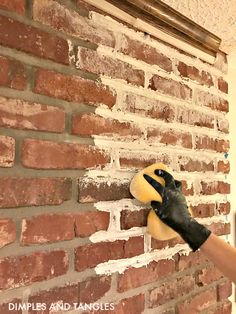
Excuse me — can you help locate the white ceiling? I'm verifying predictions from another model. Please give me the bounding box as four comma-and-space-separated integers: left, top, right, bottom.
162, 0, 236, 55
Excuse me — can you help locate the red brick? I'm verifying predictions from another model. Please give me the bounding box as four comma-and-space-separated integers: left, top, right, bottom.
119, 153, 171, 170
0, 218, 16, 248
151, 236, 184, 250
120, 35, 172, 72
176, 107, 215, 129
148, 274, 194, 308
78, 178, 132, 203
181, 180, 194, 196
149, 75, 192, 100
195, 136, 230, 153
125, 93, 175, 122
209, 300, 232, 314
22, 139, 110, 169
21, 214, 75, 245
77, 47, 144, 86
216, 202, 230, 215
0, 0, 25, 15
207, 222, 230, 236
75, 211, 110, 237
218, 77, 228, 94
86, 294, 145, 314
191, 203, 215, 218
34, 69, 116, 107
120, 208, 149, 229
0, 299, 22, 314
33, 0, 115, 47
0, 55, 26, 90
147, 128, 192, 149
178, 61, 213, 87
117, 259, 175, 292
197, 266, 224, 286
0, 177, 71, 208
177, 289, 217, 313
0, 16, 69, 64
217, 160, 230, 173
0, 135, 15, 167
177, 251, 209, 271
196, 90, 229, 112
79, 275, 111, 303
75, 236, 144, 271
217, 280, 232, 300
200, 181, 230, 195
0, 250, 68, 290
72, 112, 142, 138
178, 156, 214, 172
0, 96, 65, 133
29, 284, 78, 314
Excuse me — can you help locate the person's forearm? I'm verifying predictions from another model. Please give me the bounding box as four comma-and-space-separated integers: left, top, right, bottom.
200, 233, 236, 284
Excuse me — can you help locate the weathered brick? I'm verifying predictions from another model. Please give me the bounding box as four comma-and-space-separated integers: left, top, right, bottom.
191, 203, 215, 218
200, 181, 230, 195
0, 0, 25, 15
151, 236, 184, 250
0, 96, 65, 132
72, 112, 143, 138
0, 177, 71, 208
77, 47, 145, 86
207, 222, 230, 236
78, 178, 132, 203
217, 280, 232, 300
85, 294, 145, 314
196, 266, 224, 286
21, 214, 75, 245
120, 208, 149, 229
79, 275, 111, 303
147, 128, 192, 149
217, 160, 230, 173
177, 289, 217, 313
0, 55, 26, 90
0, 16, 69, 64
119, 35, 172, 72
34, 69, 116, 107
148, 275, 194, 308
178, 61, 213, 86
22, 139, 110, 169
0, 218, 16, 248
176, 107, 215, 129
178, 156, 214, 172
196, 90, 229, 112
74, 211, 110, 237
117, 259, 175, 292
125, 93, 175, 122
29, 284, 78, 314
119, 153, 171, 170
216, 117, 229, 133
216, 202, 230, 215
209, 300, 232, 314
0, 250, 68, 290
218, 77, 228, 94
149, 75, 192, 100
0, 135, 15, 167
195, 136, 229, 153
75, 236, 144, 271
0, 299, 22, 314
33, 0, 115, 47
181, 180, 194, 196
177, 251, 209, 271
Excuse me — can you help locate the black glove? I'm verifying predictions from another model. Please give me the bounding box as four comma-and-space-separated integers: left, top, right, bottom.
143, 169, 211, 251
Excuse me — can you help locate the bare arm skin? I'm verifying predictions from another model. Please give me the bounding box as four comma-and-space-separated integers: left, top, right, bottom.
200, 233, 236, 284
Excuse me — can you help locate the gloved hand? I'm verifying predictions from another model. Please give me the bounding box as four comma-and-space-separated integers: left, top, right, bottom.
143, 169, 211, 251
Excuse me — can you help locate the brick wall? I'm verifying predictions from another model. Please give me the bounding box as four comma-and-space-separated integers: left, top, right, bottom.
0, 0, 232, 313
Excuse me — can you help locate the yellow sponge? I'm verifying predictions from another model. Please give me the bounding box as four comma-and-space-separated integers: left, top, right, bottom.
130, 163, 191, 241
